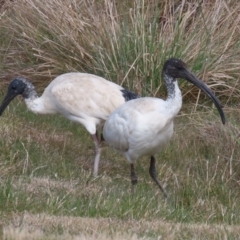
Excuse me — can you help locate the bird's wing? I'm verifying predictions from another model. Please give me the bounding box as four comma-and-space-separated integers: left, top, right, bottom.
103, 108, 131, 152
103, 97, 169, 152
45, 73, 125, 120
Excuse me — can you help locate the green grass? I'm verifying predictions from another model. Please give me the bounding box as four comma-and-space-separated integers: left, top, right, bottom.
0, 98, 240, 239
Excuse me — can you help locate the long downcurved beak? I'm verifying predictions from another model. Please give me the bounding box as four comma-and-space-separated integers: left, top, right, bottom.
0, 91, 18, 116
185, 70, 225, 124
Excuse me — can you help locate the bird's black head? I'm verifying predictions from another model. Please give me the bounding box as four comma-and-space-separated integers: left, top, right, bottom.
0, 77, 27, 116
162, 58, 226, 125
162, 58, 189, 79
8, 78, 27, 96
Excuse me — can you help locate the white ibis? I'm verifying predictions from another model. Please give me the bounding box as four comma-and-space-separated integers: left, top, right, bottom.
0, 73, 139, 177
103, 58, 225, 197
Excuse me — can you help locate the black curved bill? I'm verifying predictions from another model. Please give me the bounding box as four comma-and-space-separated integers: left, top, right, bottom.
184, 70, 225, 124
0, 91, 18, 116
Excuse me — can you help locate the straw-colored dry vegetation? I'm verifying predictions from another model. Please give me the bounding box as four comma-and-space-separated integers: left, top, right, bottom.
1, 0, 240, 239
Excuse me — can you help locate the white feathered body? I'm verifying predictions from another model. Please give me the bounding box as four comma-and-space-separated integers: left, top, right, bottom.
103, 82, 182, 163
25, 73, 126, 134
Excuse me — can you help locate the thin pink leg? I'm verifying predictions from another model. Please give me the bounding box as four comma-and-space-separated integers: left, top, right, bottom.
91, 132, 101, 177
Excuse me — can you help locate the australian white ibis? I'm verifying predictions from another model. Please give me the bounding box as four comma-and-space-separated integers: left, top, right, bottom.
103, 58, 225, 197
0, 73, 139, 176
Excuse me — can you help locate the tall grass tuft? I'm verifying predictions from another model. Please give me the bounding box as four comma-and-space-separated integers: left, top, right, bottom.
0, 0, 240, 102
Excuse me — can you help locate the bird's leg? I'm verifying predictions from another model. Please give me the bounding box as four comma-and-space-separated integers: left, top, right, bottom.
149, 156, 168, 198
91, 132, 101, 177
130, 164, 138, 194
100, 132, 105, 142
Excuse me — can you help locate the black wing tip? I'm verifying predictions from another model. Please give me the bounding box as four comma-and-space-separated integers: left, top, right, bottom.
121, 89, 140, 101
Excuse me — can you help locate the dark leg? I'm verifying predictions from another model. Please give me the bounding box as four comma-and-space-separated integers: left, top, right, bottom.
130, 164, 138, 193
149, 156, 168, 198
91, 132, 101, 177
100, 132, 105, 142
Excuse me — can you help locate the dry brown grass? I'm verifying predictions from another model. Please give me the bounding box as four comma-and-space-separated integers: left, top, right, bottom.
0, 0, 240, 102
2, 212, 240, 239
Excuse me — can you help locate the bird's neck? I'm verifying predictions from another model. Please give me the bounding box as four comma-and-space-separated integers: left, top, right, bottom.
21, 80, 43, 114
21, 79, 38, 100
164, 75, 182, 115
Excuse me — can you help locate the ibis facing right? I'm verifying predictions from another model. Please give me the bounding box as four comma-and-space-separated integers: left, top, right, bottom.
103, 58, 225, 198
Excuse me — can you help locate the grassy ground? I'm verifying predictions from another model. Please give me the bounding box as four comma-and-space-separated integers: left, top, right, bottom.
1, 0, 240, 239
0, 99, 240, 239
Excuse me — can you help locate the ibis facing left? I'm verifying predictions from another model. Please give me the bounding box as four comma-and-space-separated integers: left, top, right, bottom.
0, 73, 139, 176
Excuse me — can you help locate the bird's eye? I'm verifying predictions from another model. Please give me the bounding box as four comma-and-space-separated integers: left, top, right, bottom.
177, 66, 183, 70
12, 85, 17, 90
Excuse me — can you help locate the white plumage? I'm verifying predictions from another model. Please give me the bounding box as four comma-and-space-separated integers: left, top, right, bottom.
104, 97, 177, 159
103, 58, 225, 197
0, 72, 138, 176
